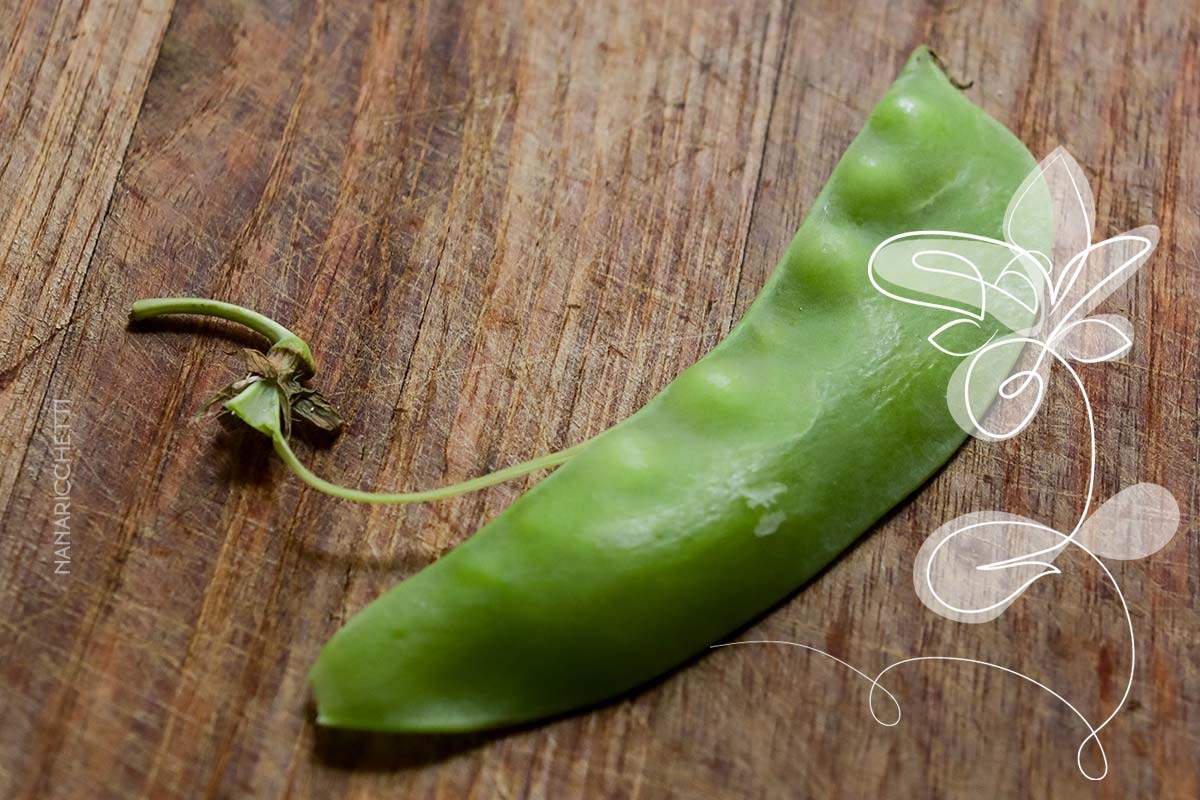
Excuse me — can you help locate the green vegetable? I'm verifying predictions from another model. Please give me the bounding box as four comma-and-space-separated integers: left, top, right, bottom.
131, 47, 1039, 734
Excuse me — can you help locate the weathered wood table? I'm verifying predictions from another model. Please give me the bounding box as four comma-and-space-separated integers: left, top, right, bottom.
2, 1, 1197, 797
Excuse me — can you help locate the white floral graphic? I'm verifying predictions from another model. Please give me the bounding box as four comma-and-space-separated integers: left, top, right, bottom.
718, 149, 1179, 781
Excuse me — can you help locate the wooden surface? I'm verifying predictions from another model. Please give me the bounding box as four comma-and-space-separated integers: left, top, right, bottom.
1, 0, 1197, 797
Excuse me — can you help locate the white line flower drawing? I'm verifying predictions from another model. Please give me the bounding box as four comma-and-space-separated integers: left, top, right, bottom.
864, 146, 1179, 779
869, 146, 1175, 616
717, 149, 1179, 781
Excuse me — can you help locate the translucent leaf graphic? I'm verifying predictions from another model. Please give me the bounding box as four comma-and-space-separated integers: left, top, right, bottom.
1004, 147, 1095, 300
1052, 315, 1133, 363
1044, 227, 1158, 334
1075, 483, 1180, 560
868, 234, 1043, 331
915, 485, 1180, 624
914, 511, 1061, 623
993, 266, 1041, 317
946, 334, 1049, 441
927, 318, 992, 357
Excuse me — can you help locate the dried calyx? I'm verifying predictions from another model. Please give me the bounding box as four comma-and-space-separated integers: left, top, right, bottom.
206, 345, 343, 439
129, 297, 342, 442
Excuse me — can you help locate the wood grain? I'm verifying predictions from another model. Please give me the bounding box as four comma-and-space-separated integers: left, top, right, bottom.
1, 0, 1197, 797
0, 0, 174, 518
0, 0, 176, 790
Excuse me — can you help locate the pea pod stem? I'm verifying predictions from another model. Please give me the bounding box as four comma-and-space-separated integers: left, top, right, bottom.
130, 296, 583, 502
272, 432, 586, 505
131, 297, 316, 374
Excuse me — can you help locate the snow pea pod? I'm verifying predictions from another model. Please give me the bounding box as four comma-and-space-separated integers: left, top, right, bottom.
306, 47, 1040, 733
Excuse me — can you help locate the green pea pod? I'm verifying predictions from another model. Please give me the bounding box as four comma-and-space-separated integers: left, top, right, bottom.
309, 47, 1038, 733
